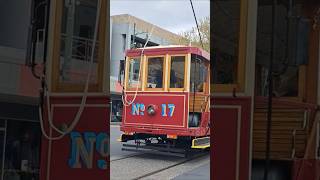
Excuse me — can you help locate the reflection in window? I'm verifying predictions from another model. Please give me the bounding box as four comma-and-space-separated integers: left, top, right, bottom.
4, 121, 40, 180
190, 56, 208, 92
111, 100, 123, 122
170, 56, 185, 88
59, 0, 99, 84
147, 57, 164, 88
255, 1, 307, 97
128, 58, 141, 88
212, 0, 240, 84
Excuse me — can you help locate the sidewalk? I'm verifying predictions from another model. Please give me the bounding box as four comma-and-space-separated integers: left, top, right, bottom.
173, 162, 210, 180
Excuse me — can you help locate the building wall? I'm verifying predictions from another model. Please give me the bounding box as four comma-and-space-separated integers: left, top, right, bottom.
110, 14, 183, 94
0, 0, 32, 50
0, 0, 39, 102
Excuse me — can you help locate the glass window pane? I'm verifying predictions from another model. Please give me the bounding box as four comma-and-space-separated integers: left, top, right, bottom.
59, 0, 99, 85
212, 0, 240, 84
4, 121, 40, 180
255, 1, 303, 97
127, 58, 141, 88
170, 56, 185, 88
147, 57, 164, 88
190, 57, 208, 92
111, 100, 123, 122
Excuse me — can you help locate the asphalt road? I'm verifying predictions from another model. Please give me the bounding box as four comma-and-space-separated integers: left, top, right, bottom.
110, 125, 210, 180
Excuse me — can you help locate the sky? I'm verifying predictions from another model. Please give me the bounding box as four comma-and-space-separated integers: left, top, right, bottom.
110, 0, 210, 34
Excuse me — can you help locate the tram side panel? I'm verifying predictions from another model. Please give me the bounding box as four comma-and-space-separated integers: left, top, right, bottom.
210, 97, 252, 180
121, 92, 194, 136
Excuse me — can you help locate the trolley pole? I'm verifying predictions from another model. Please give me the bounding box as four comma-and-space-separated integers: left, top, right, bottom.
264, 0, 277, 179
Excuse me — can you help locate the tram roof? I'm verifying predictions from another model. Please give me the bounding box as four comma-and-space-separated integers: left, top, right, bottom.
125, 45, 210, 61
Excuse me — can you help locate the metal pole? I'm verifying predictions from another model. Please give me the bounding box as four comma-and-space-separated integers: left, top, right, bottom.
264, 0, 277, 179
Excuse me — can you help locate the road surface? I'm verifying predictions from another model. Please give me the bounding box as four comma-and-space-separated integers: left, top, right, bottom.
110, 125, 210, 180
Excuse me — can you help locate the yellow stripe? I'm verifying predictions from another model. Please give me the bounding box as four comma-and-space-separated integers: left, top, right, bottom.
117, 134, 124, 142
191, 144, 210, 149
191, 137, 210, 149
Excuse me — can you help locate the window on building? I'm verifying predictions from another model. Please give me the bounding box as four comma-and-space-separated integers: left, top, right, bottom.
170, 56, 185, 89
147, 57, 164, 89
212, 0, 241, 85
190, 56, 208, 93
111, 100, 123, 122
3, 120, 40, 180
122, 34, 126, 52
127, 57, 141, 88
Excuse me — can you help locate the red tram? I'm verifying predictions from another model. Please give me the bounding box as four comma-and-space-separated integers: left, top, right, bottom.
118, 45, 210, 156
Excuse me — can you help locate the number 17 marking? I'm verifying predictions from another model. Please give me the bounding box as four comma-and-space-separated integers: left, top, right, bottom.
161, 104, 175, 117
168, 104, 175, 117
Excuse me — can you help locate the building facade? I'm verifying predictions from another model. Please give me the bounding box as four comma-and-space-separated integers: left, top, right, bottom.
0, 0, 41, 179
110, 14, 184, 122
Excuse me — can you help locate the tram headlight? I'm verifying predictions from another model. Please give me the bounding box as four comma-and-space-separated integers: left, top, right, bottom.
147, 105, 157, 116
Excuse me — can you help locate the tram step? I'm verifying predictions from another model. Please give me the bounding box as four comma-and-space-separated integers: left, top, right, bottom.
191, 137, 210, 149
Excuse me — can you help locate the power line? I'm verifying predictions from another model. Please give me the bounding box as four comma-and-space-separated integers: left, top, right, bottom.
189, 0, 204, 49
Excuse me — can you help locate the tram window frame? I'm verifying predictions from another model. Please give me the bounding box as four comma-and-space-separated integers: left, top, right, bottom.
51, 0, 107, 92
168, 55, 188, 91
125, 56, 143, 91
145, 55, 166, 91
254, 1, 309, 101
211, 0, 247, 93
190, 56, 210, 94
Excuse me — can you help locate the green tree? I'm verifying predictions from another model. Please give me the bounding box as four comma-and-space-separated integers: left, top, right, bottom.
178, 16, 210, 52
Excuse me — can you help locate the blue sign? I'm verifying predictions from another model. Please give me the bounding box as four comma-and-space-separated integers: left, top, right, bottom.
68, 132, 109, 170
131, 103, 175, 117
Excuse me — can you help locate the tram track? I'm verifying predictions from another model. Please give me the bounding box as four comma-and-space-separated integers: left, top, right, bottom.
132, 152, 208, 180
110, 150, 209, 180
110, 153, 145, 162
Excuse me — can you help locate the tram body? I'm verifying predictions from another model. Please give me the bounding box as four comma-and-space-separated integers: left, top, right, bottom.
119, 46, 210, 152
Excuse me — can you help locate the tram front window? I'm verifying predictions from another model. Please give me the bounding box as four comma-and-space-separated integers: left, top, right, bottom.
128, 58, 141, 88
190, 57, 208, 92
170, 56, 185, 88
147, 57, 164, 89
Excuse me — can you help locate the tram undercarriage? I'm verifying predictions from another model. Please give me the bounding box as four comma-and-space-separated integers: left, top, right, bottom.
119, 133, 210, 157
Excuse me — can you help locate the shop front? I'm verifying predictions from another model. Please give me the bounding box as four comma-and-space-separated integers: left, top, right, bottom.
0, 102, 40, 180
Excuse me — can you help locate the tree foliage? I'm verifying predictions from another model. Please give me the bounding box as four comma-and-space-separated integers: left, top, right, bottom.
178, 16, 210, 52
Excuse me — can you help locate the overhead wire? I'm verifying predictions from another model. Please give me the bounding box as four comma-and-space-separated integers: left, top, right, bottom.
189, 0, 204, 49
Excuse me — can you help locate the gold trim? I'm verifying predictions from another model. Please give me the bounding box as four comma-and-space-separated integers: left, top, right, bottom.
211, 0, 248, 93
123, 94, 186, 128
168, 54, 188, 91
51, 1, 106, 92
144, 55, 166, 91
125, 56, 143, 91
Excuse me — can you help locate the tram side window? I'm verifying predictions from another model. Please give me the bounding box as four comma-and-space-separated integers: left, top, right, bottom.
212, 0, 240, 85
190, 56, 208, 92
255, 1, 308, 97
128, 58, 141, 88
170, 56, 185, 88
147, 57, 164, 88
